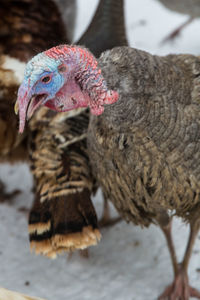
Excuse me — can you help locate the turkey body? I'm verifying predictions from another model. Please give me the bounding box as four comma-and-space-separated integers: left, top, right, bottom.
88, 46, 200, 225
17, 41, 200, 297
87, 47, 200, 298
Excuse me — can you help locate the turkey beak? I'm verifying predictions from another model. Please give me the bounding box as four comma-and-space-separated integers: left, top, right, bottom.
16, 82, 34, 134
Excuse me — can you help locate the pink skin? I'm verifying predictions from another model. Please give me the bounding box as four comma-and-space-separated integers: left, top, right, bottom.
45, 79, 90, 112
16, 45, 119, 133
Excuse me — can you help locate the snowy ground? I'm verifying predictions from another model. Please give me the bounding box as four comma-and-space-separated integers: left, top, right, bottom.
1, 0, 200, 299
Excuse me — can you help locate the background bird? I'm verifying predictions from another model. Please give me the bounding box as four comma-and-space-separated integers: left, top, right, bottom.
17, 43, 200, 299
157, 0, 200, 43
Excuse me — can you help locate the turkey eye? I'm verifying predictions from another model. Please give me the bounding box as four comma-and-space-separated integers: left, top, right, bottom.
41, 76, 51, 83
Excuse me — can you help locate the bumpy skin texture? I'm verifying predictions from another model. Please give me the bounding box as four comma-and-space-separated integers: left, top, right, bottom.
17, 45, 118, 133
88, 47, 200, 225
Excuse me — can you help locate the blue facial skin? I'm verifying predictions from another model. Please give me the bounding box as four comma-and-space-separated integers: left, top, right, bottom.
22, 53, 65, 103
33, 70, 65, 102
19, 49, 79, 107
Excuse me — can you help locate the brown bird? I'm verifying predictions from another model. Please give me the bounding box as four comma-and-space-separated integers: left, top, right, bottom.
158, 0, 200, 43
28, 0, 128, 257
17, 44, 200, 299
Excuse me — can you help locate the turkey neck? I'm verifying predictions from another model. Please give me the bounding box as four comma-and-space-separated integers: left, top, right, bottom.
77, 0, 127, 57
95, 47, 198, 134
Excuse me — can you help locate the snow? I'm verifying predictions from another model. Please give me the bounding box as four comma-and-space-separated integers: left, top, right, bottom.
1, 0, 200, 299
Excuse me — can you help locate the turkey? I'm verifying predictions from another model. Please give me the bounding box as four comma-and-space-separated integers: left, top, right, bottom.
157, 0, 200, 43
27, 0, 128, 257
17, 44, 200, 299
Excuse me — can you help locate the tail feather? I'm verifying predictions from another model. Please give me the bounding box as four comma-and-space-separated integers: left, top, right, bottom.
28, 108, 101, 258
29, 189, 101, 258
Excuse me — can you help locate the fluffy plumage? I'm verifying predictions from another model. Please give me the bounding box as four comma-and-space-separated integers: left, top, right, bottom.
28, 107, 101, 257
17, 45, 200, 299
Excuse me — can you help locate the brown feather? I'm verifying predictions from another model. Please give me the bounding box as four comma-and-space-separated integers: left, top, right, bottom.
28, 108, 101, 256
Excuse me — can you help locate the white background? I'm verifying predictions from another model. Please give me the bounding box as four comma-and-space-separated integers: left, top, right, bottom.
1, 0, 200, 299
